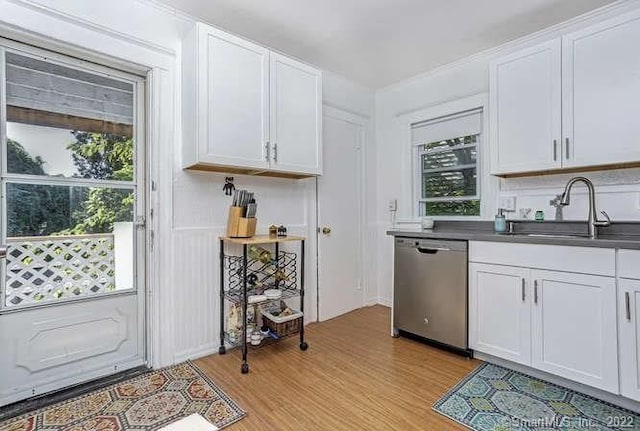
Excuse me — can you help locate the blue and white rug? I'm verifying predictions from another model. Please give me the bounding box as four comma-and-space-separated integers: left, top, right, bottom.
433, 363, 640, 431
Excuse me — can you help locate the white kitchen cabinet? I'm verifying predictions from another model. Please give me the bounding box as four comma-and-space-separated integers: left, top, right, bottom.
619, 278, 640, 402
269, 53, 322, 175
182, 23, 322, 178
490, 40, 562, 175
469, 263, 531, 365
531, 270, 618, 393
562, 12, 640, 168
490, 10, 640, 175
183, 24, 270, 171
469, 241, 620, 394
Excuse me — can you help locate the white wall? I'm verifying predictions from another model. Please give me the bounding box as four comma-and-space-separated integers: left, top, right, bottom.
0, 0, 374, 365
373, 0, 640, 305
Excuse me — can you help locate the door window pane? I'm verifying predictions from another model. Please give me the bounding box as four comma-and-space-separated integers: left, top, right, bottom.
4, 184, 134, 307
5, 52, 134, 181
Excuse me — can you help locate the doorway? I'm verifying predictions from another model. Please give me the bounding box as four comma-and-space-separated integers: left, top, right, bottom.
0, 43, 147, 406
317, 106, 367, 321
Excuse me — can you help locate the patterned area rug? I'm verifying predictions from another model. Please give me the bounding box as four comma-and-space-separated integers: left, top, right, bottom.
433, 363, 640, 431
0, 361, 245, 431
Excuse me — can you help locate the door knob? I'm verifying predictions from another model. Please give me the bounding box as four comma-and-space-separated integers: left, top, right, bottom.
321, 227, 331, 235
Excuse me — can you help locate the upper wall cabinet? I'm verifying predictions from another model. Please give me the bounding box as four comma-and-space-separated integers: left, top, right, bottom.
490, 40, 562, 174
490, 11, 640, 175
182, 23, 322, 178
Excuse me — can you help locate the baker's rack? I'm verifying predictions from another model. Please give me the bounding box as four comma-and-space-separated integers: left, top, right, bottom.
218, 235, 307, 374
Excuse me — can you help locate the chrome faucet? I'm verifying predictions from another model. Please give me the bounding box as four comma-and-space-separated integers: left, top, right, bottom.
559, 176, 611, 239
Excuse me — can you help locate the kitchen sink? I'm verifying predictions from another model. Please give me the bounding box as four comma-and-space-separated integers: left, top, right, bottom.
510, 233, 589, 239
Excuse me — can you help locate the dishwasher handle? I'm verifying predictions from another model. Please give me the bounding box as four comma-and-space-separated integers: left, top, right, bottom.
416, 247, 450, 254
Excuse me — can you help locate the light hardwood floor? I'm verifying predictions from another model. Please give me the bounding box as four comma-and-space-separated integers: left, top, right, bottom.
195, 305, 479, 430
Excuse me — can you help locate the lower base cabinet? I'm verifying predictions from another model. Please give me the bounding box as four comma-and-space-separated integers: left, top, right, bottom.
469, 263, 531, 365
470, 260, 619, 394
620, 279, 640, 402
531, 270, 618, 393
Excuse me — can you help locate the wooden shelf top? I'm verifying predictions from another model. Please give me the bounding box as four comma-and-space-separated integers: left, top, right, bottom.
220, 235, 306, 245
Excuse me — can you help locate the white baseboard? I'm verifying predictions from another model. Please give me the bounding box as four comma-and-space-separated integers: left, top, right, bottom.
174, 344, 218, 363
376, 297, 392, 307
475, 352, 640, 414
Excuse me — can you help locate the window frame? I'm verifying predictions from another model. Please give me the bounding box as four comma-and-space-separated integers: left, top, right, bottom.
406, 94, 492, 221
414, 132, 481, 217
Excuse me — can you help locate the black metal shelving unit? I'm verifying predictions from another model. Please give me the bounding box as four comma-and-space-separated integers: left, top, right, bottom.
218, 235, 307, 374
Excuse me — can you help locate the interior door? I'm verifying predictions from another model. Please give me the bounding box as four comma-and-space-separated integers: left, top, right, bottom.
490, 39, 562, 174
269, 53, 322, 175
0, 46, 146, 406
531, 270, 618, 393
317, 107, 364, 321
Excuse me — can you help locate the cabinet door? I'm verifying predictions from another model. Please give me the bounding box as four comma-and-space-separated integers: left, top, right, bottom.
490, 39, 562, 175
620, 279, 640, 402
270, 53, 322, 175
199, 27, 270, 169
469, 263, 531, 365
531, 270, 618, 393
562, 12, 640, 168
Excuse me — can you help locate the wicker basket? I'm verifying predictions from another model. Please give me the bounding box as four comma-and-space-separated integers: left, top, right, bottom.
261, 308, 303, 337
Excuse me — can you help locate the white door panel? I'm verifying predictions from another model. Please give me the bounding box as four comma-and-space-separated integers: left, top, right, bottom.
531, 270, 618, 393
0, 295, 143, 405
318, 110, 364, 321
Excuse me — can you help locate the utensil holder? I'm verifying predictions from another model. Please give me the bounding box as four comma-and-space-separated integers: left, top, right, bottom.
226, 206, 257, 238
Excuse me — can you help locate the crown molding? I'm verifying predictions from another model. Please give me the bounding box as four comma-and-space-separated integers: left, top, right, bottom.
3, 0, 177, 58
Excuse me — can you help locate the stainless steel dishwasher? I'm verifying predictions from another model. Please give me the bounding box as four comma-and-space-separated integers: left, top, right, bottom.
393, 237, 469, 355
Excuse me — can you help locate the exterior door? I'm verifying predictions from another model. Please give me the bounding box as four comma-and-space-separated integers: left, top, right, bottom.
490, 39, 562, 174
0, 45, 146, 406
317, 107, 364, 321
531, 270, 618, 393
469, 263, 531, 365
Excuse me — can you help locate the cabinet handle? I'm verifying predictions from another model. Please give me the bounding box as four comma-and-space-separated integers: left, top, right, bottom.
272, 143, 278, 163
534, 280, 539, 304
264, 141, 270, 162
553, 140, 557, 161
565, 138, 570, 159
627, 292, 632, 321
521, 278, 526, 302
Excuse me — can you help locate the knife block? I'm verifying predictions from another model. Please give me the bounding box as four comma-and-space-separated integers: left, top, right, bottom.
226, 206, 257, 238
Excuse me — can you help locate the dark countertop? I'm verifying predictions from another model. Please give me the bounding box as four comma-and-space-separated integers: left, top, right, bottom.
386, 221, 640, 250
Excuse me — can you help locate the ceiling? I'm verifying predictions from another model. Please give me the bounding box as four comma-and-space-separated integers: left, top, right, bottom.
157, 0, 615, 88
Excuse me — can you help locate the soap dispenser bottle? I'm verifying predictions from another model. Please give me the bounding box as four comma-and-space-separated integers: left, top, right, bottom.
494, 208, 507, 233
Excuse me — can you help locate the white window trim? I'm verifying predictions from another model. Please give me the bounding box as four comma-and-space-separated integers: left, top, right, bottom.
397, 93, 497, 222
